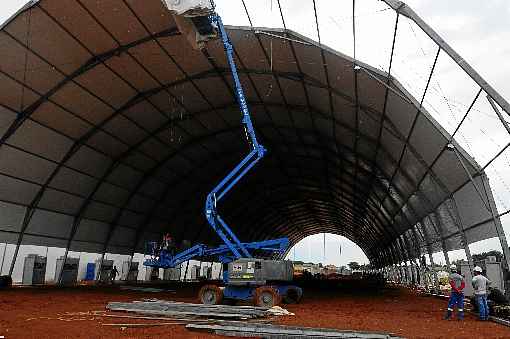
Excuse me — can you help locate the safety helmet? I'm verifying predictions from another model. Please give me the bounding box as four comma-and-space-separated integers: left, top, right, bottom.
474, 266, 483, 273
450, 264, 457, 270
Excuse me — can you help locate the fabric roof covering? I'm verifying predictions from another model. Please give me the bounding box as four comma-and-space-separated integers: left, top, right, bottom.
0, 0, 504, 267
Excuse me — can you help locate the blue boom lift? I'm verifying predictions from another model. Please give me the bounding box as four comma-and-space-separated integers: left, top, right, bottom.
144, 4, 302, 307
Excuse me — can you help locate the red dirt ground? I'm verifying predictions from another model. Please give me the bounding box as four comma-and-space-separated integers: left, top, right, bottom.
0, 284, 509, 338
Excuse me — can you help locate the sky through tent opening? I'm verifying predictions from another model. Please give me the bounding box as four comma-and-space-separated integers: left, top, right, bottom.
285, 233, 369, 267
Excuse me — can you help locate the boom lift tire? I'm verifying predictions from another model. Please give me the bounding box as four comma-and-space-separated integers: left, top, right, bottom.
282, 286, 303, 304
0, 275, 12, 289
253, 286, 281, 308
199, 284, 223, 305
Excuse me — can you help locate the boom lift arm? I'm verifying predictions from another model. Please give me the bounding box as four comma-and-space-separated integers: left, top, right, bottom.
204, 14, 269, 260
144, 8, 289, 273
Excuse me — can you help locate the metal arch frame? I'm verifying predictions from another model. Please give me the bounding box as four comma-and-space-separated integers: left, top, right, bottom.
127, 133, 414, 255
228, 198, 379, 248
218, 174, 395, 240
119, 61, 438, 255
0, 18, 178, 173
2, 0, 508, 269
208, 188, 386, 252
380, 0, 510, 269
127, 141, 398, 252
131, 123, 438, 260
104, 0, 307, 259
130, 141, 397, 251
226, 188, 390, 249
382, 0, 510, 117
3, 0, 244, 278
275, 0, 332, 236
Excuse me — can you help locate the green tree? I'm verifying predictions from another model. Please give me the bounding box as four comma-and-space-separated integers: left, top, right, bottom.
348, 261, 361, 270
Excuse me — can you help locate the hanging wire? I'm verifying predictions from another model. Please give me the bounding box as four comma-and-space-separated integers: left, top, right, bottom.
352, 0, 357, 62
19, 7, 32, 116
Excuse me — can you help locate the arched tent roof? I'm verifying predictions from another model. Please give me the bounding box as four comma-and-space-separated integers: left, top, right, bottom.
0, 0, 507, 268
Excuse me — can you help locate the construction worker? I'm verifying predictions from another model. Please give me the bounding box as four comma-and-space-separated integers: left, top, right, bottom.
162, 233, 176, 256
444, 264, 465, 320
110, 266, 119, 284
472, 266, 491, 320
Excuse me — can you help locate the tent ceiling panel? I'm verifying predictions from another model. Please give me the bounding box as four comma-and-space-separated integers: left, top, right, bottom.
0, 72, 40, 110
0, 201, 25, 233
38, 0, 117, 55
4, 7, 90, 75
0, 32, 65, 93
37, 189, 84, 215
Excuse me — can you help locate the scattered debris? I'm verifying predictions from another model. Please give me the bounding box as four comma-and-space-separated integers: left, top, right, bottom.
267, 306, 295, 316
106, 300, 291, 320
186, 323, 404, 338
119, 286, 175, 293
102, 322, 187, 327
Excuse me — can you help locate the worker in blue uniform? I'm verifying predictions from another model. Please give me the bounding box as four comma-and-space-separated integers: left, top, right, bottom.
444, 264, 465, 320
472, 266, 491, 320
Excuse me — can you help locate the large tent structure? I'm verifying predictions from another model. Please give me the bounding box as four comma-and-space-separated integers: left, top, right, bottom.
0, 0, 510, 276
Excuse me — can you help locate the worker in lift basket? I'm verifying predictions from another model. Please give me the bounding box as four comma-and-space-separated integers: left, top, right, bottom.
162, 233, 176, 256
444, 264, 465, 320
472, 266, 491, 321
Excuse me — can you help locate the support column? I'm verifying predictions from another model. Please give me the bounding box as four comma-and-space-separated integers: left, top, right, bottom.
480, 173, 510, 270
448, 197, 474, 270
0, 243, 7, 275
430, 213, 451, 267
420, 221, 440, 291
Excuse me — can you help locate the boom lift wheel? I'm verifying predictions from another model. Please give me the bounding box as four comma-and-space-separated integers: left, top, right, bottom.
253, 286, 281, 308
282, 286, 303, 304
0, 275, 12, 289
199, 284, 223, 305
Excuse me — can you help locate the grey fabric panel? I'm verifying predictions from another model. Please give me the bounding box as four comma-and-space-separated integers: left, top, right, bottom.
453, 178, 493, 229
67, 146, 113, 178
93, 182, 131, 207
108, 226, 137, 248
0, 174, 39, 205
73, 219, 109, 244
0, 230, 21, 244
49, 166, 98, 197
83, 202, 119, 223
21, 234, 67, 248
0, 201, 26, 233
0, 145, 57, 184
70, 240, 104, 253
25, 209, 73, 239
118, 210, 146, 229
37, 189, 84, 215
8, 119, 72, 162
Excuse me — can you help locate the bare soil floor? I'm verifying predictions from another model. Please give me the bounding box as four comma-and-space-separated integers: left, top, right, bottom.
0, 283, 509, 339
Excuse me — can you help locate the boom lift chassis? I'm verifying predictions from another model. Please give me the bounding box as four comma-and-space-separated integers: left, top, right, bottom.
145, 7, 302, 307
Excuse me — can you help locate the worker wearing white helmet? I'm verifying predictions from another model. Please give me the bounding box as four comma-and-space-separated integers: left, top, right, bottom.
472, 266, 491, 321
444, 264, 465, 320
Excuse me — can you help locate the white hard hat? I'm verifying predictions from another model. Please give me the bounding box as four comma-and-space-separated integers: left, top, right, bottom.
450, 264, 457, 270
474, 266, 483, 273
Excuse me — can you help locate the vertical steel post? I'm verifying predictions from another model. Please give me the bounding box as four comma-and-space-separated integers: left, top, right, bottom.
487, 96, 510, 134
421, 223, 440, 291
183, 260, 190, 282
428, 214, 451, 267
448, 197, 474, 270
0, 243, 7, 275
480, 174, 510, 270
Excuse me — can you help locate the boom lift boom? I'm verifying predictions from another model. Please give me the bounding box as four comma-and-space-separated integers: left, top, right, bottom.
145, 2, 302, 307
